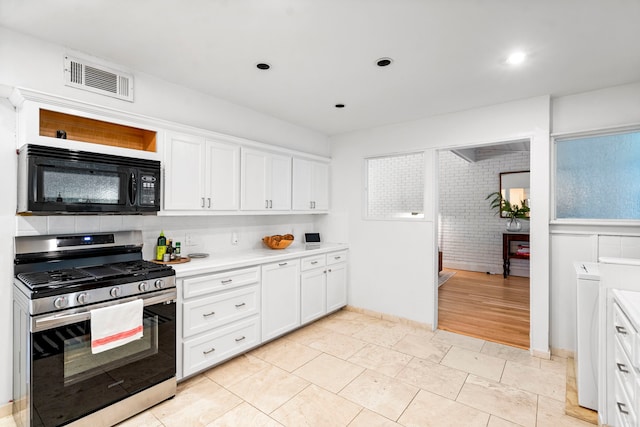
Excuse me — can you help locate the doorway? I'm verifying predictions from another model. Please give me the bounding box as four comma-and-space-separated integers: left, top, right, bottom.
435, 141, 531, 349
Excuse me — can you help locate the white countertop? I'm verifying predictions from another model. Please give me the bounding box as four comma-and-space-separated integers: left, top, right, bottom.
613, 289, 640, 330
163, 243, 349, 277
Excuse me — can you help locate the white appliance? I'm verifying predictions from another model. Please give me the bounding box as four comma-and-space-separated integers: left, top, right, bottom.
574, 261, 600, 411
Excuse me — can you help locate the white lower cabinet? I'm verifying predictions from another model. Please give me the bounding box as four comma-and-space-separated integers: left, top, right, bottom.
177, 248, 348, 379
179, 266, 261, 378
183, 316, 260, 377
301, 255, 327, 324
607, 290, 640, 427
262, 259, 300, 341
326, 250, 348, 312
300, 250, 348, 324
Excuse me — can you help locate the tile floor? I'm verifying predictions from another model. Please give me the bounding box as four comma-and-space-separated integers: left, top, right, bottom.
0, 309, 593, 427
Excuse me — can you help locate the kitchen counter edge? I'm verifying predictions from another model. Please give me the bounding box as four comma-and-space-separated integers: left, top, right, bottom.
166, 243, 349, 277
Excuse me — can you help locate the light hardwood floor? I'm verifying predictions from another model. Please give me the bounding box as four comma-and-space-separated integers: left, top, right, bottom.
438, 269, 530, 349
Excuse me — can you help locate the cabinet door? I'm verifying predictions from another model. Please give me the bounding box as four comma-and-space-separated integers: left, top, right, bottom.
206, 140, 240, 210
301, 268, 327, 324
164, 132, 205, 210
311, 161, 329, 210
292, 158, 313, 210
241, 148, 269, 210
326, 262, 347, 312
269, 153, 292, 210
261, 260, 300, 341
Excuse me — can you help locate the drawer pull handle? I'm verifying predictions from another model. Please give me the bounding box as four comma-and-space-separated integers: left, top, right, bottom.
617, 402, 629, 415
203, 348, 216, 355
615, 325, 628, 335
334, 256, 341, 260
221, 279, 233, 284
203, 311, 216, 317
235, 302, 246, 308
235, 336, 246, 342
201, 197, 205, 208
311, 261, 318, 265
617, 363, 629, 373
328, 269, 332, 273
279, 262, 288, 267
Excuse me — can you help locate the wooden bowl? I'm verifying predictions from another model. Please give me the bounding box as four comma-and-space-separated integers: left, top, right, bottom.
262, 234, 294, 249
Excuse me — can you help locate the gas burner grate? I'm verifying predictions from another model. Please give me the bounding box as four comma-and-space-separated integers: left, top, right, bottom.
18, 269, 93, 287
111, 260, 171, 274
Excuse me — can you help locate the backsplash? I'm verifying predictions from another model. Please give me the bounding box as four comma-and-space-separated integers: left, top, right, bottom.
16, 214, 322, 261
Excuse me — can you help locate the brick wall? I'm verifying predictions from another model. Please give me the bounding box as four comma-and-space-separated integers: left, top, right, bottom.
438, 149, 530, 276
368, 152, 424, 218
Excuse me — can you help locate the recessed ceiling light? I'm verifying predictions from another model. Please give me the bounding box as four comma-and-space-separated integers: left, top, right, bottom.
256, 63, 271, 70
335, 104, 345, 108
376, 57, 393, 67
506, 51, 526, 65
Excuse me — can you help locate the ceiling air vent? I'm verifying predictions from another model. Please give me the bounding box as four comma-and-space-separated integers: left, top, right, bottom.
64, 55, 134, 102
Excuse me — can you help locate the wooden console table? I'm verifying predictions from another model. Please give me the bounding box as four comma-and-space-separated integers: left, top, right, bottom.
503, 233, 529, 278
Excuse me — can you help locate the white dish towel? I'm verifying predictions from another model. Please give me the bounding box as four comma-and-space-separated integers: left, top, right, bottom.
91, 299, 144, 354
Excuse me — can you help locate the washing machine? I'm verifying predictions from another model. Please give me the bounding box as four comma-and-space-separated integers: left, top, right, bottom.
574, 261, 600, 411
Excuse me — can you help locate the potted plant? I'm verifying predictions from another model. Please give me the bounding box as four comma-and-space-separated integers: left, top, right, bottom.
486, 191, 530, 231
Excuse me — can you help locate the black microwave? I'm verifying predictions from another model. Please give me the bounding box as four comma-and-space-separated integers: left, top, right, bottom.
18, 144, 161, 214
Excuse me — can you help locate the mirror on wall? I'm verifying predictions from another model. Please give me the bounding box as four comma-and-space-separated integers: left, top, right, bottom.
500, 171, 530, 218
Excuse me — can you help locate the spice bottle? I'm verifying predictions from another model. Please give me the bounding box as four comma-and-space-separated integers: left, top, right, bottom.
175, 242, 181, 257
156, 231, 167, 261
167, 239, 174, 261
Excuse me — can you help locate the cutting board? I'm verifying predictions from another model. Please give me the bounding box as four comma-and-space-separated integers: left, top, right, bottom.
150, 256, 190, 265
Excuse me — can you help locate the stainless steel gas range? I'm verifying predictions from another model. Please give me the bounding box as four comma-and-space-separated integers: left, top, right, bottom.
12, 231, 177, 427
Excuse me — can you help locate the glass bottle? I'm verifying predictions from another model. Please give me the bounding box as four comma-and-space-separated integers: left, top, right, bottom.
156, 231, 167, 261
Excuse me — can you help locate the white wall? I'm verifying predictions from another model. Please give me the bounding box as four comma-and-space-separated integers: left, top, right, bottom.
0, 98, 17, 411
439, 149, 530, 276
0, 26, 329, 156
328, 96, 550, 356
0, 27, 330, 407
547, 81, 640, 353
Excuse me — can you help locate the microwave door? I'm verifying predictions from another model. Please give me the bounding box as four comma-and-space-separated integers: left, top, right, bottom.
35, 164, 128, 212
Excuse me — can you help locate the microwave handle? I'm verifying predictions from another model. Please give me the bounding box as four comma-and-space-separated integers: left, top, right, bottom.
128, 172, 137, 205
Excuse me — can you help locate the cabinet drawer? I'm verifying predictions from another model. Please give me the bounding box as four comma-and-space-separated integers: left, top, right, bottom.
182, 266, 260, 299
614, 373, 637, 427
183, 285, 260, 338
327, 250, 348, 265
301, 254, 326, 271
182, 315, 260, 377
327, 250, 349, 265
614, 335, 636, 405
614, 302, 637, 360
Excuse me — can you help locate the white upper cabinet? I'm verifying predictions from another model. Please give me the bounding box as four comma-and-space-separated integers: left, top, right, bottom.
164, 132, 239, 211
292, 158, 329, 211
206, 140, 240, 210
241, 148, 292, 211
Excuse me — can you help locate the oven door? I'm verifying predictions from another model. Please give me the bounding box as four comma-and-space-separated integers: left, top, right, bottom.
29, 290, 176, 427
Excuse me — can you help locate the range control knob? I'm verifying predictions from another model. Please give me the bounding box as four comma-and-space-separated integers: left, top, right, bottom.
77, 293, 89, 304
110, 287, 122, 298
53, 296, 68, 309
138, 282, 149, 292
154, 279, 165, 289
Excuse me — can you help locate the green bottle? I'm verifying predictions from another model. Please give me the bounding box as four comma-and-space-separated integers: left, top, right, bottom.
156, 231, 167, 261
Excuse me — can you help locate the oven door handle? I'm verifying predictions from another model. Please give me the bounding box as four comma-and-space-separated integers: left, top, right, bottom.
32, 290, 176, 332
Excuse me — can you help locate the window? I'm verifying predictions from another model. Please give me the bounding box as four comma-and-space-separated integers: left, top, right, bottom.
555, 129, 640, 220
365, 152, 424, 219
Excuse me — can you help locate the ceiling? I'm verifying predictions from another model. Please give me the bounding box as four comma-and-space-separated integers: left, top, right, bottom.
1, 0, 639, 136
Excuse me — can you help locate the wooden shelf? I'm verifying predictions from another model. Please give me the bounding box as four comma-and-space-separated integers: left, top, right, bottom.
39, 109, 156, 152
502, 233, 529, 278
